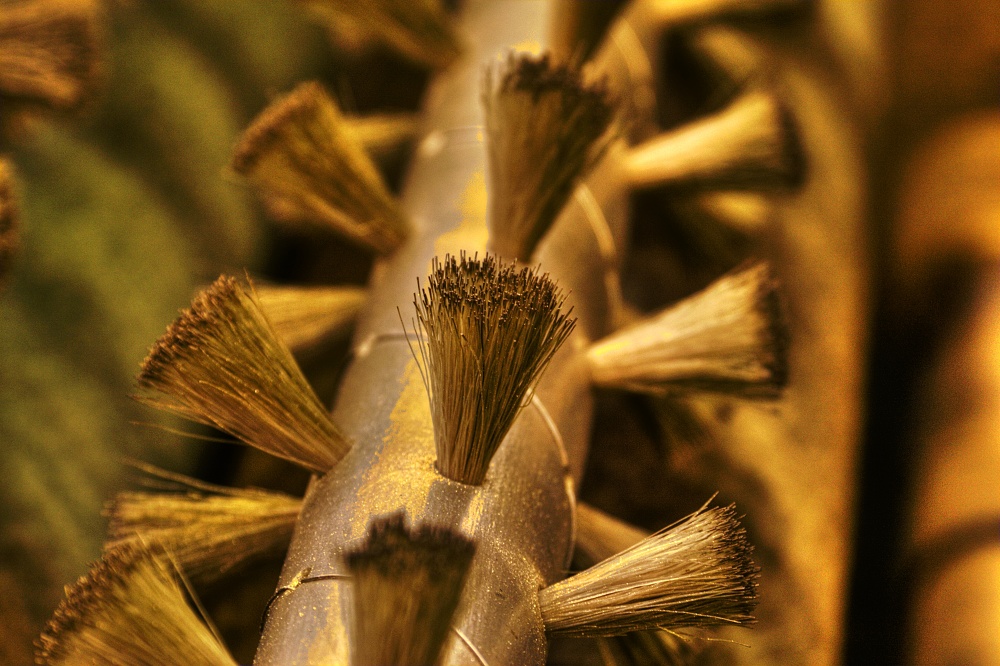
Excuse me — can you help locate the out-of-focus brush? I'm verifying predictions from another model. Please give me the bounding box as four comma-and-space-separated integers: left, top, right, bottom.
346, 512, 476, 666
0, 157, 18, 285
254, 283, 366, 355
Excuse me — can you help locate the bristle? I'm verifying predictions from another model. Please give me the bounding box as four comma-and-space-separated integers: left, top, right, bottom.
539, 504, 759, 637
36, 544, 236, 665
346, 112, 420, 162
0, 0, 103, 112
231, 82, 409, 254
484, 52, 615, 261
587, 262, 788, 397
682, 190, 774, 233
625, 89, 804, 190
345, 512, 476, 666
296, 0, 461, 69
136, 275, 351, 473
409, 253, 577, 485
0, 157, 19, 284
255, 283, 366, 354
649, 0, 804, 24
104, 466, 302, 583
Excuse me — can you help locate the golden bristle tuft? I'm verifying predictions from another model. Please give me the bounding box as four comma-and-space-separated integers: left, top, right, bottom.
346, 112, 420, 162
0, 0, 103, 113
484, 52, 615, 261
587, 261, 788, 398
0, 157, 19, 284
626, 89, 804, 190
137, 274, 351, 473
254, 283, 366, 354
540, 504, 759, 637
104, 464, 302, 584
408, 253, 577, 485
295, 0, 461, 69
36, 543, 236, 666
648, 0, 805, 25
345, 512, 475, 666
231, 82, 409, 254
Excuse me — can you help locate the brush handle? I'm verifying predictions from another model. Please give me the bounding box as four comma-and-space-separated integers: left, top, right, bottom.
255, 2, 636, 663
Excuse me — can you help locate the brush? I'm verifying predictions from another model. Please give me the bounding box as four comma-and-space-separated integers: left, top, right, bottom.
625, 88, 804, 190
254, 283, 366, 355
345, 512, 476, 666
0, 157, 18, 285
587, 261, 788, 397
295, 0, 462, 69
104, 463, 302, 584
36, 543, 237, 666
136, 274, 351, 473
540, 503, 758, 637
0, 0, 102, 113
231, 81, 409, 255
484, 52, 615, 261
409, 252, 577, 485
347, 112, 421, 162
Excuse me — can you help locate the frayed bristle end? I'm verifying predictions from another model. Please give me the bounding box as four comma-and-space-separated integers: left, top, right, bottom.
541, 504, 759, 638
410, 253, 577, 485
36, 544, 236, 665
232, 82, 409, 254
484, 52, 615, 261
0, 0, 103, 113
104, 466, 301, 584
588, 261, 788, 398
346, 512, 475, 666
137, 274, 351, 473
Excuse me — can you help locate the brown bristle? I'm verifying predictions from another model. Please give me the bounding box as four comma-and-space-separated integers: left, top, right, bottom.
0, 0, 103, 112
295, 0, 462, 69
0, 157, 19, 285
231, 81, 409, 254
484, 52, 616, 261
408, 253, 577, 485
104, 464, 302, 583
345, 512, 476, 666
540, 504, 759, 637
254, 283, 366, 354
36, 544, 236, 665
587, 261, 788, 398
137, 275, 351, 473
649, 0, 805, 25
346, 112, 420, 162
626, 89, 805, 191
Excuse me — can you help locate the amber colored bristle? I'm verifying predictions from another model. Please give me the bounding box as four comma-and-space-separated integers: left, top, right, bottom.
0, 158, 19, 284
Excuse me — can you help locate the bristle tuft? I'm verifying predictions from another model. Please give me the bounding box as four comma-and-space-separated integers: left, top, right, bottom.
0, 0, 103, 112
255, 283, 366, 354
345, 512, 475, 666
484, 52, 615, 261
37, 544, 236, 665
0, 158, 19, 284
540, 504, 759, 637
104, 467, 302, 583
346, 112, 420, 161
626, 89, 804, 190
410, 253, 577, 485
137, 274, 351, 473
232, 82, 409, 254
296, 0, 461, 69
587, 261, 788, 397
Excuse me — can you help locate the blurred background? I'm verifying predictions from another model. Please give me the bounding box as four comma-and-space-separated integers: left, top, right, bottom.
1, 0, 998, 664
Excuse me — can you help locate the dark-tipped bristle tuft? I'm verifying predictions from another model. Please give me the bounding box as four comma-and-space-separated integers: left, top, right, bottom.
484, 52, 615, 261
136, 274, 351, 473
408, 253, 577, 485
587, 261, 788, 398
0, 158, 19, 285
540, 503, 759, 638
36, 543, 236, 665
231, 81, 409, 254
104, 465, 302, 584
345, 511, 476, 666
0, 0, 104, 113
